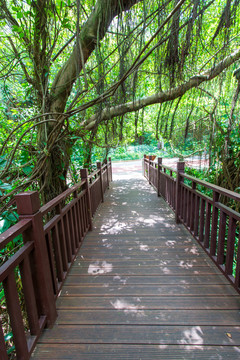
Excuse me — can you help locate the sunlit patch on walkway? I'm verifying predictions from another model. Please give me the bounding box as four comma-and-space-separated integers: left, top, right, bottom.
88, 261, 113, 275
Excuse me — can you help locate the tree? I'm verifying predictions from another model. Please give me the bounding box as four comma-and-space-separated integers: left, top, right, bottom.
0, 0, 240, 210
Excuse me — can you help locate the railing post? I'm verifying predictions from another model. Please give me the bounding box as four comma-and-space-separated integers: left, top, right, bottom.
190, 181, 197, 231
175, 162, 185, 224
106, 160, 109, 189
149, 155, 152, 184
97, 161, 104, 202
157, 157, 162, 197
108, 157, 112, 182
143, 154, 146, 177
80, 169, 93, 231
15, 191, 57, 326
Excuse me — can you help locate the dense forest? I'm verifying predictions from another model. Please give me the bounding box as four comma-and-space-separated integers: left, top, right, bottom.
0, 0, 240, 222
1, 1, 240, 355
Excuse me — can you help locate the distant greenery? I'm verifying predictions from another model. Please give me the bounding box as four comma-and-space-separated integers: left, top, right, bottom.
109, 144, 163, 161
108, 131, 206, 161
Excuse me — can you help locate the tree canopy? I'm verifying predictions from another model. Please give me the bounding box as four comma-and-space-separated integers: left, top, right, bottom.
0, 0, 240, 212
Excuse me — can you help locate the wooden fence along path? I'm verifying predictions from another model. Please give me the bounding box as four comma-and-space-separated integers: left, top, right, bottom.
0, 161, 112, 359
1, 158, 240, 359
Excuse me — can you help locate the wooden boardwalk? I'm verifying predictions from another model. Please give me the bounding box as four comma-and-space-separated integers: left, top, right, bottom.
32, 167, 240, 359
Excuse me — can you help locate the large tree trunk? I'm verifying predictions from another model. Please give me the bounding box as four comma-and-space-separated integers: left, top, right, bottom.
38, 0, 140, 202
50, 0, 140, 114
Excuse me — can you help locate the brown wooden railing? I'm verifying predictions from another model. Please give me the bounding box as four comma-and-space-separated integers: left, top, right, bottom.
144, 155, 240, 293
0, 159, 112, 359
143, 155, 177, 210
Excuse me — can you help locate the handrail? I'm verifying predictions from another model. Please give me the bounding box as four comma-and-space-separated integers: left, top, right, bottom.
0, 218, 32, 250
145, 157, 177, 173
40, 180, 85, 215
180, 172, 240, 201
0, 157, 112, 359
143, 156, 240, 294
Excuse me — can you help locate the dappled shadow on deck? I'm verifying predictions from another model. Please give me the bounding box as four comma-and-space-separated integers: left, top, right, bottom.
32, 164, 240, 359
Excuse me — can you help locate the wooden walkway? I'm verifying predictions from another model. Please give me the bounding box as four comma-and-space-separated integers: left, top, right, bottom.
32, 167, 240, 359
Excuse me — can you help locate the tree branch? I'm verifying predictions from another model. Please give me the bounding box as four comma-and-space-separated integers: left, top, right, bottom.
7, 37, 35, 86
83, 48, 240, 130
50, 0, 141, 113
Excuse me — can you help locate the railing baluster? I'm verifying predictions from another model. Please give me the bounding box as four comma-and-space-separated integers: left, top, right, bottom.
175, 162, 185, 223
226, 216, 237, 275
72, 198, 80, 247
84, 192, 89, 229
235, 232, 240, 288
217, 210, 227, 265
97, 162, 104, 203
210, 191, 220, 256
0, 319, 8, 360
109, 157, 112, 182
80, 193, 86, 232
184, 188, 188, 225
204, 201, 212, 249
69, 206, 77, 249
57, 218, 68, 272
199, 198, 205, 242
190, 181, 196, 232
69, 207, 77, 252
81, 169, 93, 231
19, 256, 40, 335
106, 162, 110, 189
80, 194, 86, 232
143, 154, 147, 178
179, 183, 183, 216
74, 191, 83, 243
63, 213, 73, 262
52, 224, 64, 282
3, 271, 29, 359
194, 195, 200, 237
148, 156, 150, 183
45, 231, 58, 294
187, 188, 191, 228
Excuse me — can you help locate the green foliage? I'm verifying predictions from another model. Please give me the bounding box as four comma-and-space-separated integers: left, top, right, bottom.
109, 144, 160, 161
0, 0, 239, 205
1, 1, 240, 357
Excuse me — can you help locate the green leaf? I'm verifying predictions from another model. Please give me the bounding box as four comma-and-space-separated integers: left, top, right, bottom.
0, 183, 12, 190
58, 174, 65, 181
17, 11, 23, 19
0, 288, 4, 301
23, 166, 32, 175
4, 332, 13, 342
7, 345, 15, 355
12, 25, 21, 33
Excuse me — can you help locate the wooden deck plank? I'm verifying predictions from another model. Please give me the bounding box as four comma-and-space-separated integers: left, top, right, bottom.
32, 344, 240, 359
56, 309, 240, 325
60, 284, 236, 296
57, 296, 240, 310
70, 265, 221, 275
77, 250, 209, 258
31, 175, 240, 359
38, 325, 240, 345
64, 274, 230, 285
